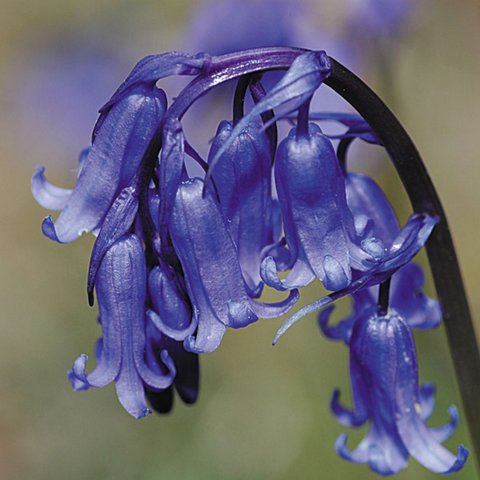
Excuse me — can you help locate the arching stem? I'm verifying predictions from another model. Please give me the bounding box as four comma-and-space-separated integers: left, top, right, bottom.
325, 57, 480, 465
377, 278, 391, 317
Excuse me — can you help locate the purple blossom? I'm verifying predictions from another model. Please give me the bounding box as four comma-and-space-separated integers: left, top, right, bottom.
33, 85, 166, 243
31, 45, 470, 474
208, 119, 277, 292
68, 234, 175, 418
169, 178, 299, 353
333, 309, 468, 474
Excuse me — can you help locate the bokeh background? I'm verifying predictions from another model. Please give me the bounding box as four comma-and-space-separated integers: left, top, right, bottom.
1, 0, 480, 479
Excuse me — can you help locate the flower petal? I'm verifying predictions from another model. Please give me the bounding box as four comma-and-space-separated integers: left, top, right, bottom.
115, 356, 151, 419
31, 166, 72, 210
184, 308, 227, 354
336, 430, 409, 475
390, 263, 442, 330
260, 255, 315, 291
157, 118, 187, 238
417, 382, 435, 421
391, 314, 468, 473
274, 125, 355, 291
208, 119, 274, 291
87, 186, 139, 304
330, 389, 366, 427
101, 52, 210, 111
45, 86, 166, 243
147, 266, 196, 341
170, 178, 258, 329
346, 172, 399, 246
318, 305, 354, 344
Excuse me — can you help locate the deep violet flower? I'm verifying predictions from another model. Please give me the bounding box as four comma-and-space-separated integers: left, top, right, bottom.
332, 309, 468, 474
208, 119, 277, 292
169, 178, 299, 353
261, 127, 437, 296
68, 234, 175, 418
33, 84, 166, 243
262, 123, 360, 292
31, 45, 473, 475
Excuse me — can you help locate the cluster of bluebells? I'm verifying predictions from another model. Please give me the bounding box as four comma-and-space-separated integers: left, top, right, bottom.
32, 47, 468, 475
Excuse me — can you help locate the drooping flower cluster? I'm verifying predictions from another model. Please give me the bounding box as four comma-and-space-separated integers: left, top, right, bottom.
32, 47, 468, 474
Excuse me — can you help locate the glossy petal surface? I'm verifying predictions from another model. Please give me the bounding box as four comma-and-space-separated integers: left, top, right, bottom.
40, 86, 166, 243
208, 119, 274, 291
68, 235, 175, 418
170, 178, 297, 353
334, 311, 468, 475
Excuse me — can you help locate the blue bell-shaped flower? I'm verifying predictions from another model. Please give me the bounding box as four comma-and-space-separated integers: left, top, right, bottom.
169, 178, 299, 353
208, 119, 277, 292
33, 85, 166, 243
68, 234, 176, 418
262, 123, 360, 292
333, 309, 468, 475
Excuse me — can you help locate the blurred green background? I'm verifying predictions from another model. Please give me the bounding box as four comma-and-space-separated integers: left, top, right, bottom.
1, 0, 480, 479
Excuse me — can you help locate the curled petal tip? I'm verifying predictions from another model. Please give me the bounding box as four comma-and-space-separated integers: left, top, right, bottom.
160, 349, 176, 375
32, 165, 72, 210
272, 296, 334, 345
41, 216, 61, 242
67, 354, 89, 391
443, 445, 469, 474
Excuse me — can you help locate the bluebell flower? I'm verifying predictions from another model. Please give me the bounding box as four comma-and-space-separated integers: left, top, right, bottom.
262, 127, 437, 296
332, 309, 468, 475
273, 178, 438, 342
169, 178, 299, 353
33, 85, 167, 243
31, 46, 472, 474
262, 123, 360, 291
68, 234, 176, 418
208, 119, 277, 292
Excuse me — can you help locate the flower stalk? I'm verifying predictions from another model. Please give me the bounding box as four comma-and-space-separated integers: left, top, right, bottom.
324, 56, 480, 466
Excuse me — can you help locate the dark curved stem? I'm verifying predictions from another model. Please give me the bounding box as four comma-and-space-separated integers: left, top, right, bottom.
325, 57, 480, 465
377, 278, 391, 317
336, 137, 354, 174
233, 75, 251, 125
